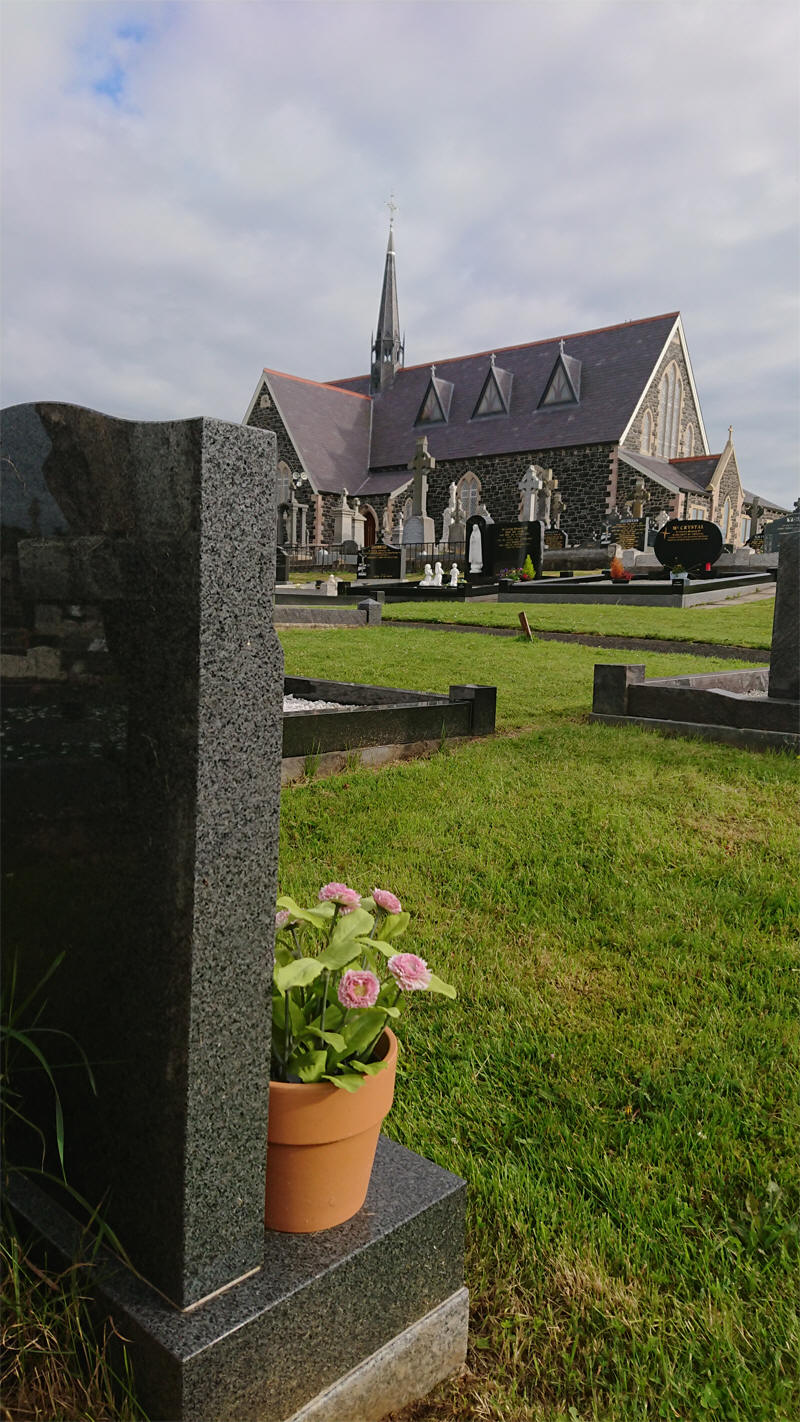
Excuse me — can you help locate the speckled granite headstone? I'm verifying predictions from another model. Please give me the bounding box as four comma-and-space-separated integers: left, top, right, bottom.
1, 403, 282, 1308
768, 531, 799, 703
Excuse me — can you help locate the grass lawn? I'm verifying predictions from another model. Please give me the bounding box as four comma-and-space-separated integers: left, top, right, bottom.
279, 623, 799, 1422
382, 595, 776, 650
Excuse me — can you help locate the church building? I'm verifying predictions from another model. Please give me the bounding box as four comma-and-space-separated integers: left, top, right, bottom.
244, 224, 783, 550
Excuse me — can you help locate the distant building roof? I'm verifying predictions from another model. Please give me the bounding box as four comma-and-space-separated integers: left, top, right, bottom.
330, 312, 680, 469
261, 369, 371, 494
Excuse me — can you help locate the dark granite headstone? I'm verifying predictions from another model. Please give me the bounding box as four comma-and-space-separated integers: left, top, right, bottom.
275, 544, 288, 581
610, 517, 649, 551
768, 531, 799, 702
653, 519, 723, 570
488, 520, 543, 577
1, 403, 283, 1309
544, 528, 567, 551
364, 543, 402, 579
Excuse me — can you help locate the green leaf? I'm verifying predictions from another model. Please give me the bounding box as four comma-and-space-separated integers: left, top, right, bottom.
375, 911, 410, 942
340, 1007, 389, 1059
322, 1072, 367, 1092
288, 1050, 327, 1082
426, 973, 456, 999
300, 1027, 346, 1052
350, 1058, 389, 1076
276, 895, 335, 928
317, 908, 375, 969
357, 936, 394, 958
274, 957, 322, 992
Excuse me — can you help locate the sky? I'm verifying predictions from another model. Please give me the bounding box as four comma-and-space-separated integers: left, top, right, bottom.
2, 0, 798, 508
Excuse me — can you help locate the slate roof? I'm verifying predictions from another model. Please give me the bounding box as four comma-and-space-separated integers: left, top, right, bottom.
619, 448, 716, 494
329, 312, 679, 469
263, 369, 371, 494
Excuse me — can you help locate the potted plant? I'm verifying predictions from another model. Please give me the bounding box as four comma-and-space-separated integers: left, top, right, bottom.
609, 554, 633, 583
267, 883, 455, 1232
670, 562, 689, 588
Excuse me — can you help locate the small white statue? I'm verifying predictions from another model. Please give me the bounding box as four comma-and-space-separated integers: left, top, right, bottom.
325, 574, 338, 596
449, 563, 460, 587
468, 524, 483, 573
420, 563, 434, 586
432, 561, 443, 586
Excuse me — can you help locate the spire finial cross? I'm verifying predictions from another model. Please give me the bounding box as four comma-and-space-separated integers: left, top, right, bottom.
386, 193, 398, 228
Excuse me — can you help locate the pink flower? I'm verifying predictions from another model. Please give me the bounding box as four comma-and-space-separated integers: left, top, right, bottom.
388, 953, 431, 992
275, 909, 291, 929
337, 969, 380, 1009
318, 882, 361, 913
373, 887, 402, 914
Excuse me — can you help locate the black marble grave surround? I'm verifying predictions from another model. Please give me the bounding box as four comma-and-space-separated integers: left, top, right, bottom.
9, 1137, 466, 1422
1, 403, 283, 1308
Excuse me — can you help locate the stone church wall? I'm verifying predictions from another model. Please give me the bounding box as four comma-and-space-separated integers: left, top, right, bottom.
614, 466, 682, 525
623, 334, 704, 459
715, 451, 743, 543
420, 444, 616, 546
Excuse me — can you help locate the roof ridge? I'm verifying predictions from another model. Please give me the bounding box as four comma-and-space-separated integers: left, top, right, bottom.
329, 311, 680, 385
669, 454, 720, 463
264, 368, 371, 400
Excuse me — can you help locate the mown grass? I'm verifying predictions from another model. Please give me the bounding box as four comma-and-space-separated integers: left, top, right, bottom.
279, 623, 763, 733
279, 624, 799, 1422
381, 595, 776, 649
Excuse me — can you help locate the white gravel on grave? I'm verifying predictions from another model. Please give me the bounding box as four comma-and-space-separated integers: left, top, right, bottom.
283, 694, 348, 712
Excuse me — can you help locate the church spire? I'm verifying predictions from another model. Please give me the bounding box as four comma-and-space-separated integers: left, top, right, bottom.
371, 214, 404, 394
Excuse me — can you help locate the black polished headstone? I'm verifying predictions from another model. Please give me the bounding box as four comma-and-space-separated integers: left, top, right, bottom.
488, 520, 543, 577
1, 402, 282, 1309
275, 544, 288, 581
364, 544, 402, 579
544, 528, 567, 551
653, 519, 723, 570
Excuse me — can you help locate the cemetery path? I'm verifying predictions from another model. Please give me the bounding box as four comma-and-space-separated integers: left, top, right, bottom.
389, 621, 768, 661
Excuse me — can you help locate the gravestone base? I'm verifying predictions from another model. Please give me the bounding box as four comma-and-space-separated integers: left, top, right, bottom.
9, 1137, 467, 1422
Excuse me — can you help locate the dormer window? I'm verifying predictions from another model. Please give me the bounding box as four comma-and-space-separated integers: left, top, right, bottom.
538, 343, 581, 408
415, 365, 454, 425
472, 355, 513, 418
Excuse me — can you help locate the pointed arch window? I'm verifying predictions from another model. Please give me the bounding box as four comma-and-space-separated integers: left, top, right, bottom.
656, 363, 683, 457
719, 498, 731, 541
538, 350, 581, 409
415, 368, 454, 426
640, 409, 654, 454
457, 472, 481, 519
277, 460, 291, 505
472, 358, 513, 418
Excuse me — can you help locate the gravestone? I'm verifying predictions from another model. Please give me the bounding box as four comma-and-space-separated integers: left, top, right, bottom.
403, 436, 436, 544
768, 531, 799, 702
275, 544, 289, 581
544, 528, 567, 551
364, 543, 402, 578
762, 501, 800, 553
610, 517, 649, 551
653, 518, 723, 570
1, 402, 283, 1307
490, 520, 543, 577
2, 403, 468, 1422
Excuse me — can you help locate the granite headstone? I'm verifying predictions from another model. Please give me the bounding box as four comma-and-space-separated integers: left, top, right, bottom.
768, 530, 799, 702
653, 519, 723, 570
1, 402, 283, 1310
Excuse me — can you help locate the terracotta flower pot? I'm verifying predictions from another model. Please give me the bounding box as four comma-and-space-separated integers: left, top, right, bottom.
265, 1029, 398, 1233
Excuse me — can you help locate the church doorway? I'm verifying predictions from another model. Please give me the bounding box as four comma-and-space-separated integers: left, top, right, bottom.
363, 507, 377, 547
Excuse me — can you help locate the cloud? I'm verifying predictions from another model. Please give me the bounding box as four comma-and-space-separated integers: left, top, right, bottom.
1, 0, 798, 506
